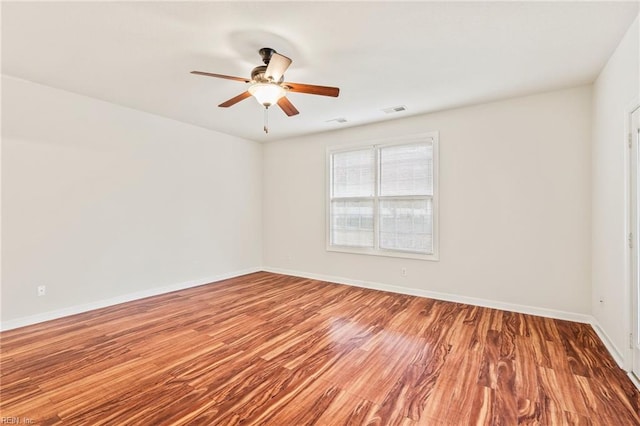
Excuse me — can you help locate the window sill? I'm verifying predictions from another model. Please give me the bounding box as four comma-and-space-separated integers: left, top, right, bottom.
326, 245, 440, 261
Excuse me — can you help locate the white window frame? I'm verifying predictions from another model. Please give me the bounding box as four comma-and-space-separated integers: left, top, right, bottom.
326, 132, 439, 261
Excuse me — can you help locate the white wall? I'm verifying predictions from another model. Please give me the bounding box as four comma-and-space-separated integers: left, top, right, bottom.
591, 16, 639, 364
263, 86, 592, 318
1, 76, 262, 327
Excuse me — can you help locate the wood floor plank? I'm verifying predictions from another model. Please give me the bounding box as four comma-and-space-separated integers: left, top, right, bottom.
2, 271, 640, 425
514, 335, 540, 404
258, 377, 342, 425
314, 388, 378, 425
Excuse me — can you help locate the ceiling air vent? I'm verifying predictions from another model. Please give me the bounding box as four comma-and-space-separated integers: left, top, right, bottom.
382, 105, 407, 114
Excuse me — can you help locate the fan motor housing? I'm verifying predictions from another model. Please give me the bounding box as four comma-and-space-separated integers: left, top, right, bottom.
251, 65, 285, 84
251, 65, 268, 82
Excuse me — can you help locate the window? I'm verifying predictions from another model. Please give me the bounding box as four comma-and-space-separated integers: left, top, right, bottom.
327, 133, 438, 260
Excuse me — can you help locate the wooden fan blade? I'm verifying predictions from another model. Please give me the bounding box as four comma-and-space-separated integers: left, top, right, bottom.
284, 82, 339, 97
265, 53, 292, 82
277, 97, 300, 117
219, 91, 251, 108
191, 71, 250, 83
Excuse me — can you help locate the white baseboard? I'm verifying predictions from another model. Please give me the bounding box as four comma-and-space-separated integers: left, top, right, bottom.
629, 371, 640, 390
263, 267, 593, 324
0, 267, 261, 331
1, 267, 593, 331
590, 319, 626, 369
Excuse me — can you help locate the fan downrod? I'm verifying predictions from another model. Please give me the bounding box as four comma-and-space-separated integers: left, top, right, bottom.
259, 47, 276, 65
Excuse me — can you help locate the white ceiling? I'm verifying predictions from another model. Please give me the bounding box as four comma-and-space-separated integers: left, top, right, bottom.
2, 1, 638, 143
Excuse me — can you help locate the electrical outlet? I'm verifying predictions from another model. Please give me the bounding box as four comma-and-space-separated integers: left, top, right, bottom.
37, 285, 46, 296
401, 268, 407, 277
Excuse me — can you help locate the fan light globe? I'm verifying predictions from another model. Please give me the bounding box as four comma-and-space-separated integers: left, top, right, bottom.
248, 83, 286, 107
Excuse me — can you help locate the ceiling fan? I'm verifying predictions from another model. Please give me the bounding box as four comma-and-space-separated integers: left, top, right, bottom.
191, 47, 340, 133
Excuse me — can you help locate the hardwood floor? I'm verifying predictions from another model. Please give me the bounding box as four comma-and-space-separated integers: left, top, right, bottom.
1, 272, 639, 425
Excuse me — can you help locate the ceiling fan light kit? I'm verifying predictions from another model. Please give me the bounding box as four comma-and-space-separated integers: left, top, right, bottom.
248, 82, 286, 107
191, 47, 340, 134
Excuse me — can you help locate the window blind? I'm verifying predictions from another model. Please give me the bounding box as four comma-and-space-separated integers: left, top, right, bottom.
328, 135, 438, 259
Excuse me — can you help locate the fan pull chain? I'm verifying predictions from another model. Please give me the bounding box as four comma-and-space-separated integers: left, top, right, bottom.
263, 107, 269, 134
